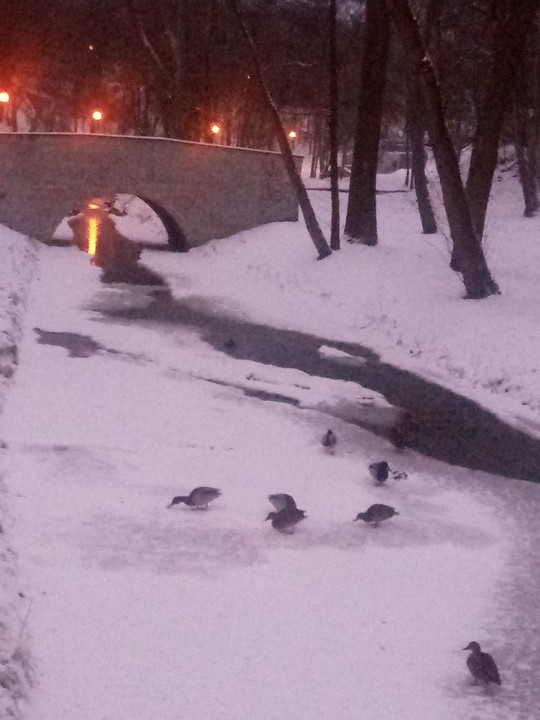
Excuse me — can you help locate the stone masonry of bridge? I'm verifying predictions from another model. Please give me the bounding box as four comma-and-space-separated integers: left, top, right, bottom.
0, 133, 301, 250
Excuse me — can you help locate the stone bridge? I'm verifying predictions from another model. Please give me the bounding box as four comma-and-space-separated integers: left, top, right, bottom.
0, 133, 301, 250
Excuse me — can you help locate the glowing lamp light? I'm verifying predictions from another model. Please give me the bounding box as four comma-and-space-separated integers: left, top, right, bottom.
88, 44, 94, 51
0, 92, 9, 104
91, 110, 103, 121
210, 124, 221, 135
288, 130, 297, 139
87, 218, 98, 255
87, 203, 99, 210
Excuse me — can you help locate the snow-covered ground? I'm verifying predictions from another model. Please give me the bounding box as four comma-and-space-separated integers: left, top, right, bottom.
0, 167, 539, 719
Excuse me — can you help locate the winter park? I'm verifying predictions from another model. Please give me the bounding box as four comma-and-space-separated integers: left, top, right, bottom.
2, 1, 540, 719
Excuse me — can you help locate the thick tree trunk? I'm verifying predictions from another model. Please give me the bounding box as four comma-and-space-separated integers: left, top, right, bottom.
384, 0, 499, 299
227, 0, 332, 259
329, 0, 340, 250
344, 0, 390, 245
407, 0, 442, 234
409, 78, 437, 233
465, 0, 540, 240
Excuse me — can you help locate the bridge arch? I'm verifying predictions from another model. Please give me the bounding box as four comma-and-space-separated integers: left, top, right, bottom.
0, 133, 300, 249
53, 193, 190, 252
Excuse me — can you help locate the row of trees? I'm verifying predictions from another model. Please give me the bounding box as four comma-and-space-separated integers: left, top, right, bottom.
343, 0, 540, 298
2, 1, 540, 299
0, 0, 362, 145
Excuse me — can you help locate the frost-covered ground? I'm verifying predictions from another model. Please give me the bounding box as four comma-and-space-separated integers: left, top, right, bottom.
0, 167, 539, 719
0, 227, 36, 718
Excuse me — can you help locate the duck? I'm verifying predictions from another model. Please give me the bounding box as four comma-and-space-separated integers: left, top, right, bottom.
265, 507, 307, 534
268, 493, 301, 513
369, 460, 408, 482
322, 429, 337, 453
167, 486, 221, 510
369, 460, 390, 484
463, 641, 501, 686
354, 504, 399, 527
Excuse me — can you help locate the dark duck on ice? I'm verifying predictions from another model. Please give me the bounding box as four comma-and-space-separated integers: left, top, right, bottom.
354, 504, 399, 527
322, 429, 337, 453
167, 486, 221, 510
369, 461, 390, 484
265, 507, 307, 534
266, 494, 306, 533
463, 641, 501, 687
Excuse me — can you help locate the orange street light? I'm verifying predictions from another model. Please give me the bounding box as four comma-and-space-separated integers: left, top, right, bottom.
87, 217, 99, 255
0, 92, 9, 103
210, 123, 221, 135
92, 110, 103, 121
288, 130, 297, 139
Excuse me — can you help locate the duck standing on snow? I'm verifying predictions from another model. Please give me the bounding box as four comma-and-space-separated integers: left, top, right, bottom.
266, 507, 307, 534
167, 487, 221, 510
354, 504, 399, 527
369, 461, 390, 484
322, 429, 337, 453
369, 460, 408, 483
463, 641, 501, 686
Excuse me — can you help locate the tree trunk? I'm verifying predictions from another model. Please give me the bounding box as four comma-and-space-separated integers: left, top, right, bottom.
514, 100, 540, 217
409, 78, 438, 233
344, 0, 390, 245
514, 37, 540, 217
126, 0, 196, 141
329, 0, 340, 250
406, 0, 442, 234
465, 0, 540, 240
310, 114, 322, 178
227, 0, 332, 259
384, 0, 499, 299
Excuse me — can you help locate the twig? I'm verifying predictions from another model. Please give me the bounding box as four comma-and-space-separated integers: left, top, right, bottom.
18, 599, 33, 640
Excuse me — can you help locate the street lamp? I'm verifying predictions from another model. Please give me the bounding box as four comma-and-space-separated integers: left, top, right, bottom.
0, 91, 9, 127
90, 109, 103, 133
288, 130, 297, 149
210, 123, 221, 136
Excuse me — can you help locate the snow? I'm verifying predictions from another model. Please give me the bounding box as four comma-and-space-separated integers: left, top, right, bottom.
0, 164, 539, 719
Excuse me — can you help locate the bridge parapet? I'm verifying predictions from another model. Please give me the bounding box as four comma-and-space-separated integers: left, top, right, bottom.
0, 133, 301, 248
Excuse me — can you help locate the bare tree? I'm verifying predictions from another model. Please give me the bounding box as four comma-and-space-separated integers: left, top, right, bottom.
408, 79, 438, 233
407, 0, 443, 235
226, 0, 332, 259
513, 27, 540, 217
329, 0, 340, 249
385, 0, 499, 299
514, 97, 540, 217
464, 0, 540, 239
344, 0, 390, 245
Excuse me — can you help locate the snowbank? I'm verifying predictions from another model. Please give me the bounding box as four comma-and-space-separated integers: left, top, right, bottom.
0, 227, 38, 717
